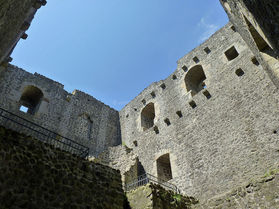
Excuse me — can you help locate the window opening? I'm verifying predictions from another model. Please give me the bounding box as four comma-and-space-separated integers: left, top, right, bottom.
184, 65, 206, 96
164, 118, 171, 126
203, 90, 211, 99
204, 47, 211, 54
142, 99, 146, 105
176, 111, 183, 118
157, 154, 173, 182
251, 57, 260, 66
141, 103, 155, 131
19, 85, 43, 115
154, 126, 159, 134
133, 140, 138, 147
160, 83, 166, 90
193, 56, 200, 63
225, 46, 239, 61
235, 68, 244, 77
19, 105, 29, 113
182, 65, 188, 72
189, 100, 197, 109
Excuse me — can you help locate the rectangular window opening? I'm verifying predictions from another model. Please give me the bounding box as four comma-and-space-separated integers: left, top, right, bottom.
193, 56, 200, 63
182, 65, 188, 72
235, 68, 244, 77
160, 83, 166, 90
164, 118, 171, 126
176, 111, 183, 118
189, 101, 197, 109
172, 74, 177, 80
133, 140, 138, 147
203, 90, 211, 99
225, 46, 239, 61
154, 126, 159, 134
251, 57, 260, 66
204, 47, 211, 54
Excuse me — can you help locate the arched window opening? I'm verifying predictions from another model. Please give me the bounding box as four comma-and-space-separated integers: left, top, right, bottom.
157, 153, 172, 182
19, 85, 43, 114
184, 65, 206, 96
141, 103, 155, 131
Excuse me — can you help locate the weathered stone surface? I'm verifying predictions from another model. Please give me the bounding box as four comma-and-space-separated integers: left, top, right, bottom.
0, 65, 121, 156
194, 168, 279, 209
220, 0, 279, 87
0, 0, 279, 207
96, 145, 139, 184
119, 23, 279, 201
126, 183, 198, 209
0, 126, 125, 209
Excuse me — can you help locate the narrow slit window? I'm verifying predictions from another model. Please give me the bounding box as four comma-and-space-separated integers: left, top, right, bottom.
160, 83, 166, 90
251, 57, 260, 66
189, 101, 197, 109
193, 56, 200, 63
154, 126, 159, 134
133, 141, 138, 147
151, 92, 156, 98
204, 47, 211, 54
176, 111, 183, 118
164, 118, 171, 126
172, 75, 177, 80
203, 90, 211, 99
142, 99, 146, 105
182, 65, 188, 72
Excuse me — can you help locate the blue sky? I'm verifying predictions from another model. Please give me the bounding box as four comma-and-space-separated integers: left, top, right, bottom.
11, 0, 228, 110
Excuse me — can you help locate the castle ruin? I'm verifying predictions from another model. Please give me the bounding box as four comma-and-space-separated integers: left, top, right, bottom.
0, 0, 279, 208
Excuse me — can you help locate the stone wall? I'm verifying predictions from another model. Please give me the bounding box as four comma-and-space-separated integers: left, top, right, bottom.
0, 0, 44, 64
119, 23, 279, 200
219, 0, 279, 87
0, 64, 121, 156
96, 145, 139, 184
126, 183, 198, 209
194, 168, 279, 209
0, 126, 125, 209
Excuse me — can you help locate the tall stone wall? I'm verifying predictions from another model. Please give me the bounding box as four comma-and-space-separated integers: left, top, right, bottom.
0, 64, 121, 156
0, 0, 44, 64
119, 23, 279, 200
0, 126, 125, 209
